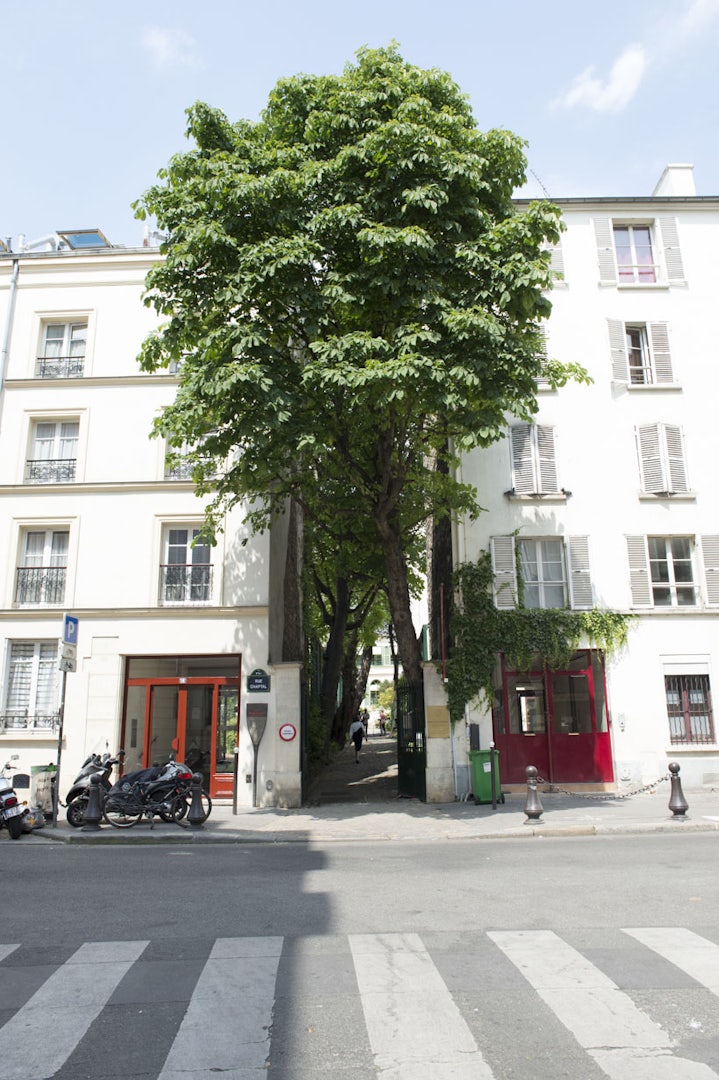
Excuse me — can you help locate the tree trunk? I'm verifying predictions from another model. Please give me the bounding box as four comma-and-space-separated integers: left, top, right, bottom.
320, 576, 350, 755
378, 516, 424, 696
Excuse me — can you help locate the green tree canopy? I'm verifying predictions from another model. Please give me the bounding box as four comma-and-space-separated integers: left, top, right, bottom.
136, 45, 580, 692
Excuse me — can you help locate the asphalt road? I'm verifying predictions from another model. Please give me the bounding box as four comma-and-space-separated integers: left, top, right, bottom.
3, 833, 719, 1079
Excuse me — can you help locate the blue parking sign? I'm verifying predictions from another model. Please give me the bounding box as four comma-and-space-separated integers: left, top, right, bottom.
62, 614, 79, 646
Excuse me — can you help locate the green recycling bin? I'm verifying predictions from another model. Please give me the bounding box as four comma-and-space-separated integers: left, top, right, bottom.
468, 749, 503, 804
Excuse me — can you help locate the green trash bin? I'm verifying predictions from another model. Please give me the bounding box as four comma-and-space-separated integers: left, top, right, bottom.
468, 749, 503, 804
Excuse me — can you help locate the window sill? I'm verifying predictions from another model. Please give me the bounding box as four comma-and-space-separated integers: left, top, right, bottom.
638, 491, 696, 502
666, 744, 718, 753
624, 382, 682, 392
0, 729, 57, 740
505, 490, 570, 503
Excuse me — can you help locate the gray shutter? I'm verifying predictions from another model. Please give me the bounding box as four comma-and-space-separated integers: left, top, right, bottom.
658, 217, 685, 283
536, 325, 551, 390
637, 424, 665, 492
701, 536, 719, 606
626, 535, 652, 607
567, 536, 593, 609
648, 323, 674, 383
510, 424, 534, 493
608, 320, 628, 380
536, 425, 558, 492
664, 424, 688, 492
490, 536, 518, 610
594, 217, 617, 284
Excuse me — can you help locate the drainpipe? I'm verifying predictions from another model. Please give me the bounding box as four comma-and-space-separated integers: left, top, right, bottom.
0, 256, 20, 432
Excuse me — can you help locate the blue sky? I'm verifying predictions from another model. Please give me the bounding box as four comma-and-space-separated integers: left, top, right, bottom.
2, 0, 718, 248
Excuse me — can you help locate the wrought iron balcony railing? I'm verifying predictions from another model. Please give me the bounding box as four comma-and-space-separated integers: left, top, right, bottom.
35, 354, 85, 379
15, 566, 67, 605
25, 458, 77, 483
0, 713, 59, 733
160, 563, 213, 604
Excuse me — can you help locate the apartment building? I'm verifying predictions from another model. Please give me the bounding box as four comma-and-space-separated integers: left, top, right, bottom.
0, 231, 303, 809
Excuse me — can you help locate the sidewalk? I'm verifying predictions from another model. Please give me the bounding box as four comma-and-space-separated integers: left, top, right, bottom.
26, 734, 719, 845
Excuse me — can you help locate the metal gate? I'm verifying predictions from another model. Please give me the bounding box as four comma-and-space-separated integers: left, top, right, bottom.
396, 682, 426, 801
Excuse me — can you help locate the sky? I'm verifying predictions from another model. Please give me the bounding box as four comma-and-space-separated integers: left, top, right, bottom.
2, 0, 719, 249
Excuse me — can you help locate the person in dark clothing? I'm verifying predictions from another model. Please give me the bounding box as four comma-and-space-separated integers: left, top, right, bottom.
349, 716, 364, 763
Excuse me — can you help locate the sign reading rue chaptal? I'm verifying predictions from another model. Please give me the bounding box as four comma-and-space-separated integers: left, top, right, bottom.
246, 668, 271, 693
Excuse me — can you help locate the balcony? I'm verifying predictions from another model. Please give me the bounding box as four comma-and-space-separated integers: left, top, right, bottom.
35, 354, 84, 379
160, 563, 213, 604
25, 459, 76, 483
0, 713, 59, 734
15, 566, 66, 605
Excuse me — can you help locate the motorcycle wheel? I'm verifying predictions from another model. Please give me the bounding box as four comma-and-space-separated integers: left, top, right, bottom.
66, 796, 87, 828
7, 815, 24, 840
102, 793, 142, 829
158, 794, 185, 823
173, 789, 212, 823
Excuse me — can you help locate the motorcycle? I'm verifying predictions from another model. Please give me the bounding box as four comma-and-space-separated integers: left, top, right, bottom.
65, 750, 125, 827
0, 758, 29, 840
102, 758, 212, 829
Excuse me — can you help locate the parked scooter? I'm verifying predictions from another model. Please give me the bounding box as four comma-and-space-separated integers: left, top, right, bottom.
102, 757, 211, 828
0, 757, 29, 840
65, 750, 125, 827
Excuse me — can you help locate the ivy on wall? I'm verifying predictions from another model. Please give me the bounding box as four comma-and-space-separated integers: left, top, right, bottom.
446, 551, 633, 725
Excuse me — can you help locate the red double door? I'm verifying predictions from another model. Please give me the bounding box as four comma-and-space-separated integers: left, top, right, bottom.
492, 650, 614, 785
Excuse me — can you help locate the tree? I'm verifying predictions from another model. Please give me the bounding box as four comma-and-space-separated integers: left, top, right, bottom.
136, 45, 579, 697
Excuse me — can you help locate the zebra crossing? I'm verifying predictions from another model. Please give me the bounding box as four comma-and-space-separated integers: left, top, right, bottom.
0, 928, 717, 1079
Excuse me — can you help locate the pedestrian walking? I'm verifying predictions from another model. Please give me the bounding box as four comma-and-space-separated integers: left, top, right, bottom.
349, 716, 364, 763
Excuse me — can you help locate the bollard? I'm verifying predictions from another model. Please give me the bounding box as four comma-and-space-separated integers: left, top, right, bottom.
81, 773, 103, 832
187, 773, 206, 830
524, 765, 544, 823
668, 761, 689, 819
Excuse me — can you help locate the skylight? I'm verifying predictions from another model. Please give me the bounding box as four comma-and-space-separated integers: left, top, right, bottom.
57, 229, 110, 249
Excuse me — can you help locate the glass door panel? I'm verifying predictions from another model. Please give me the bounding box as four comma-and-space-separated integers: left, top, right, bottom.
124, 685, 147, 773
184, 685, 213, 781
216, 688, 238, 775
551, 674, 591, 734
148, 685, 180, 766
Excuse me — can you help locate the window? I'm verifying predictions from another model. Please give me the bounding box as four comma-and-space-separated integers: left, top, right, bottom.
509, 423, 558, 494
490, 535, 593, 611
2, 641, 59, 731
613, 225, 656, 284
607, 321, 674, 385
26, 420, 79, 483
649, 537, 696, 606
160, 527, 213, 604
594, 217, 685, 286
15, 530, 68, 605
518, 539, 567, 609
637, 424, 689, 494
665, 674, 714, 745
36, 321, 86, 378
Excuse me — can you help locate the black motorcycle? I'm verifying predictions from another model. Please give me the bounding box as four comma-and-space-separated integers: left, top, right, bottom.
102, 759, 211, 829
65, 750, 125, 827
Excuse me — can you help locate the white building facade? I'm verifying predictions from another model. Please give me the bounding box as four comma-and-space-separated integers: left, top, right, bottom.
0, 234, 303, 809
437, 165, 719, 796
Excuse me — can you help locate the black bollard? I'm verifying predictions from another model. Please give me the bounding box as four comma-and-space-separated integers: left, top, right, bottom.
524, 765, 544, 823
668, 761, 689, 819
82, 773, 103, 832
187, 774, 206, 830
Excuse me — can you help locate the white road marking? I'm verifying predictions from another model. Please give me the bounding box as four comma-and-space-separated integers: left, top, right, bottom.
624, 927, 719, 995
0, 939, 149, 1080
489, 929, 717, 1080
158, 936, 283, 1080
349, 932, 495, 1080
0, 946, 18, 963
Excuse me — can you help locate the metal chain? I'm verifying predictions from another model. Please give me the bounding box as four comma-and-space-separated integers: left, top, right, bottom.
534, 774, 670, 801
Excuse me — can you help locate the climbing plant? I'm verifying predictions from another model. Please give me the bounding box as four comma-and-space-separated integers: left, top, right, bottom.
446, 551, 633, 724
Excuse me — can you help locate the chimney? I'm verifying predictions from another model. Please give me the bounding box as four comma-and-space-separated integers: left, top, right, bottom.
652, 164, 696, 197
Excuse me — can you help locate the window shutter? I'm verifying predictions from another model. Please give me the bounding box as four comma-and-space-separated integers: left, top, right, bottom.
637, 424, 665, 492
701, 535, 719, 606
567, 536, 593, 609
549, 242, 564, 280
536, 325, 551, 390
594, 218, 617, 283
649, 323, 674, 383
536, 425, 558, 492
510, 424, 535, 493
608, 320, 628, 380
658, 217, 685, 283
626, 535, 652, 606
664, 425, 688, 492
490, 536, 518, 610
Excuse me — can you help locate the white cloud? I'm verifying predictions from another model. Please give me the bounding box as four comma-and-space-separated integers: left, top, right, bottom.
553, 44, 647, 113
141, 26, 203, 71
